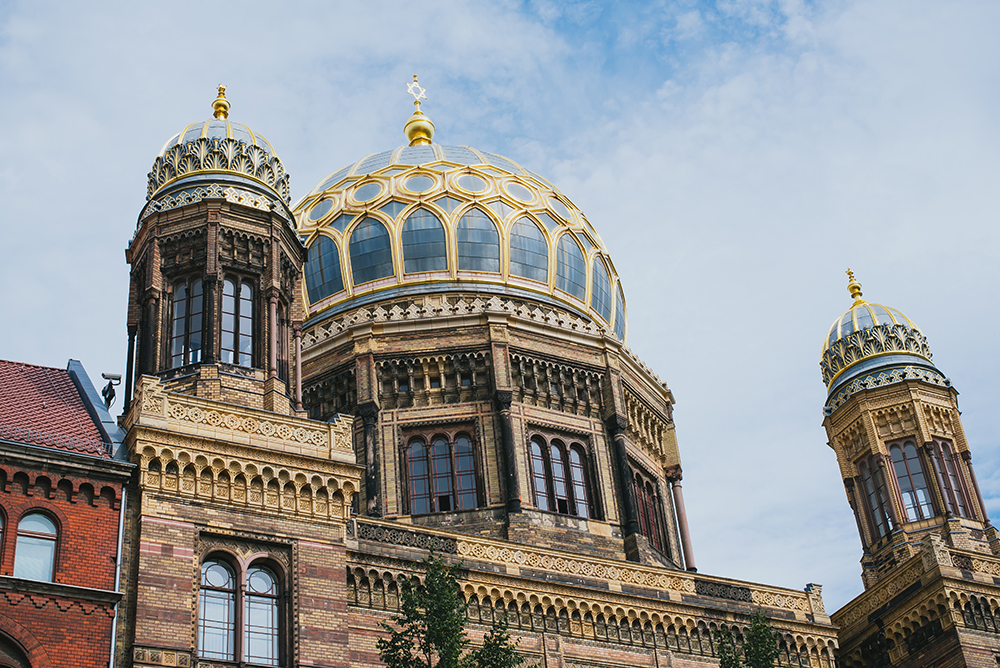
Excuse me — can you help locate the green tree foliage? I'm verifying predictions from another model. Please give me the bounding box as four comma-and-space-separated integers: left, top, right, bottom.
378, 553, 533, 668
714, 609, 781, 668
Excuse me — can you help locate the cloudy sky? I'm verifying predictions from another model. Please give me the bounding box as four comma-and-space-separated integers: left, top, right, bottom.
1, 0, 998, 612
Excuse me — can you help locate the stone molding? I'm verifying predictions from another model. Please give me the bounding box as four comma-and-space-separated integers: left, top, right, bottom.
826, 366, 949, 412
141, 183, 290, 224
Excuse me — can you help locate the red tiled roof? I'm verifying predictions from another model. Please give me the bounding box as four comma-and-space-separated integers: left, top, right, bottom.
0, 359, 108, 457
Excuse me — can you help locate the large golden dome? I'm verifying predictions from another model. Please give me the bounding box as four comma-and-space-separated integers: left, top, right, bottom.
295, 130, 627, 341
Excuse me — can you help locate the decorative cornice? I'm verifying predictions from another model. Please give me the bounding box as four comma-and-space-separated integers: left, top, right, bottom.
825, 366, 949, 413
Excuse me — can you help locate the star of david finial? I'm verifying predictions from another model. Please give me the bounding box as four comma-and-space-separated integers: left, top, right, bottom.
406, 74, 427, 107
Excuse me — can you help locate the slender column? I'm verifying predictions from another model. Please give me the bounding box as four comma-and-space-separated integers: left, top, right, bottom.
961, 451, 991, 526
924, 442, 952, 516
494, 391, 521, 514
873, 454, 901, 529
294, 324, 303, 411
359, 403, 380, 517
666, 466, 697, 572
605, 416, 639, 536
844, 478, 868, 546
202, 276, 217, 364
268, 291, 278, 379
123, 325, 137, 410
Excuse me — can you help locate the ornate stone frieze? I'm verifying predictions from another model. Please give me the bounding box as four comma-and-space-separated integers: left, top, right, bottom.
623, 389, 673, 466
825, 366, 948, 412
142, 183, 289, 222
147, 136, 290, 203
132, 647, 192, 667
355, 520, 458, 554
377, 351, 492, 409
820, 323, 933, 387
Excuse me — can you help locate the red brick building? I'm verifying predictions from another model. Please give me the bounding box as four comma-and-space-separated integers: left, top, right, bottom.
0, 359, 133, 668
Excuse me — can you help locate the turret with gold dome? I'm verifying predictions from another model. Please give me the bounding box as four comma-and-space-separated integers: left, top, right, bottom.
293, 76, 627, 342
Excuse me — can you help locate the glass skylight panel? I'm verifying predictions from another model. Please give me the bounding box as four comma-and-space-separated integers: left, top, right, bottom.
309, 199, 334, 221
509, 217, 548, 283
402, 209, 448, 273
484, 153, 521, 173
548, 197, 571, 220
457, 174, 488, 193
536, 213, 561, 232
434, 196, 463, 213
331, 213, 356, 234
442, 146, 480, 165
356, 150, 394, 175
379, 200, 406, 219
505, 182, 534, 203
399, 145, 437, 165
556, 235, 586, 300
350, 218, 394, 284
591, 259, 612, 322
305, 236, 344, 302
353, 182, 383, 203
614, 284, 626, 340
457, 209, 500, 272
404, 175, 435, 193
487, 200, 514, 219
577, 234, 594, 253
316, 167, 350, 193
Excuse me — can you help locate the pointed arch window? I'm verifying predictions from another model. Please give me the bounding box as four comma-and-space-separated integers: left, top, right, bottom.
556, 234, 586, 300
456, 208, 500, 272
509, 217, 548, 282
222, 278, 254, 367
13, 513, 57, 582
890, 440, 935, 521
170, 277, 203, 368
402, 208, 447, 273
528, 434, 593, 518
405, 430, 481, 515
305, 236, 344, 302
591, 257, 612, 322
350, 218, 394, 284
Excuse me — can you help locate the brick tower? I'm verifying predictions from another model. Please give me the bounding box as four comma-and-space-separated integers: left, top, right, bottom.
123, 85, 305, 415
821, 271, 1000, 668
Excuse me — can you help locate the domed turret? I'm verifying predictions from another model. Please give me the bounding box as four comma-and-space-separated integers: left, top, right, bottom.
294, 88, 627, 341
142, 85, 291, 222
821, 270, 947, 414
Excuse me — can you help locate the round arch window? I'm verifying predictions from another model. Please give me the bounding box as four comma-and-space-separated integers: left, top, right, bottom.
14, 513, 58, 582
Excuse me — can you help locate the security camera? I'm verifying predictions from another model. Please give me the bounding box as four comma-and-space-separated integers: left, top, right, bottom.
102, 373, 122, 382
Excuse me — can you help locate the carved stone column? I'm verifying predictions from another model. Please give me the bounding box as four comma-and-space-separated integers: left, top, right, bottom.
494, 391, 521, 514
268, 290, 279, 379
605, 416, 639, 537
961, 451, 991, 526
666, 466, 696, 572
293, 324, 303, 412
358, 402, 380, 517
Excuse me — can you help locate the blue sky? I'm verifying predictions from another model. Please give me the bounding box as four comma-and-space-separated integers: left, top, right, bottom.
1, 0, 998, 613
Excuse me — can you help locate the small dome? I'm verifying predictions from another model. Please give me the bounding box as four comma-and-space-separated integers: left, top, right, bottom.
295, 143, 627, 341
144, 86, 290, 207
820, 272, 946, 412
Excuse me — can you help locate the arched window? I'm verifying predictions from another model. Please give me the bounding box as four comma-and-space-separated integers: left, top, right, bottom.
858, 458, 891, 540
456, 208, 500, 272
170, 277, 203, 368
13, 513, 57, 581
529, 435, 593, 518
245, 565, 281, 665
199, 559, 237, 660
405, 432, 480, 514
555, 234, 586, 300
890, 441, 935, 521
509, 217, 548, 282
613, 283, 626, 340
936, 440, 970, 517
633, 470, 666, 553
350, 218, 394, 285
402, 208, 447, 273
591, 258, 612, 322
222, 278, 253, 367
304, 236, 344, 302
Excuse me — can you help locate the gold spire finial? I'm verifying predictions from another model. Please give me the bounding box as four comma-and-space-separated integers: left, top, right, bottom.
846, 268, 864, 303
212, 84, 230, 120
404, 74, 434, 146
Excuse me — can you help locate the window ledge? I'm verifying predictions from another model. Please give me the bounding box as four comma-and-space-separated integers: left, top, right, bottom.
0, 575, 121, 604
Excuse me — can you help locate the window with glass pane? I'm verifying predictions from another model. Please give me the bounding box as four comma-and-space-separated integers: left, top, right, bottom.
632, 470, 666, 552
455, 435, 477, 510
530, 439, 551, 511
305, 236, 344, 303
350, 218, 394, 285
199, 560, 236, 660
13, 513, 57, 581
170, 278, 203, 368
431, 437, 454, 512
408, 440, 431, 515
550, 444, 570, 515
556, 235, 586, 300
938, 441, 970, 517
891, 442, 935, 521
402, 208, 447, 273
591, 259, 612, 322
858, 460, 889, 539
613, 283, 626, 340
456, 208, 500, 272
509, 217, 548, 282
569, 447, 590, 519
221, 278, 254, 367
245, 566, 280, 666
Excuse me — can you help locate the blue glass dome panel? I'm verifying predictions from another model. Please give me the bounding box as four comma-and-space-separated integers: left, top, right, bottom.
356, 150, 394, 174
556, 234, 586, 300
350, 218, 394, 284
399, 146, 437, 165
305, 236, 345, 302
443, 146, 480, 165
457, 209, 500, 272
509, 217, 548, 283
614, 284, 626, 340
402, 209, 448, 273
591, 258, 612, 322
